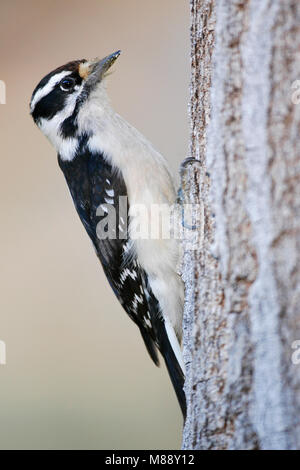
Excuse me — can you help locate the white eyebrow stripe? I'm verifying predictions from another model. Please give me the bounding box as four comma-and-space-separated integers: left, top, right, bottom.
30, 70, 72, 112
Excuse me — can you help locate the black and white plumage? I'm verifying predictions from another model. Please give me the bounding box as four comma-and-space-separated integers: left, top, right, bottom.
30, 51, 186, 417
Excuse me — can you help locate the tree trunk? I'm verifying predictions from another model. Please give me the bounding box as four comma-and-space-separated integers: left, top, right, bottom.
181, 0, 300, 450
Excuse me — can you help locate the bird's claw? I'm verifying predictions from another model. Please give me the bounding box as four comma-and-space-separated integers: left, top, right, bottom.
180, 157, 201, 176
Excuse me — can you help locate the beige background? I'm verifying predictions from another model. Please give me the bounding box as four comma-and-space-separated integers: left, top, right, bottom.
0, 0, 189, 449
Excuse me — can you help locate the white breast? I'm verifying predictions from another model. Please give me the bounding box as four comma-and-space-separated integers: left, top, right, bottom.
77, 82, 184, 340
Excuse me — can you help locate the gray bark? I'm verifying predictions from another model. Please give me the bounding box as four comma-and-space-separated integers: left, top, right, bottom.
181, 0, 300, 450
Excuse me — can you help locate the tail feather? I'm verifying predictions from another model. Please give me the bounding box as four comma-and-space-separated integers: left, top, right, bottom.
159, 323, 186, 419
141, 319, 186, 418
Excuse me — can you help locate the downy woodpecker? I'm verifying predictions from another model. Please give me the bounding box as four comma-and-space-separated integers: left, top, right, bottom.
30, 51, 186, 418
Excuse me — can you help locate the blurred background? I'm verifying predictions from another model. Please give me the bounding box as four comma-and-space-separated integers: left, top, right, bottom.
0, 0, 189, 449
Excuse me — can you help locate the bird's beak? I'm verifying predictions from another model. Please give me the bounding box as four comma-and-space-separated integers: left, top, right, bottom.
79, 50, 121, 90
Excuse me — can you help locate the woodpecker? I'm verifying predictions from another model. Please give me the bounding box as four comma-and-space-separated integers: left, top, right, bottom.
30, 51, 186, 418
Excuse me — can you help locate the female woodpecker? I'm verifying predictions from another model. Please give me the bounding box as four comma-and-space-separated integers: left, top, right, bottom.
30, 51, 186, 418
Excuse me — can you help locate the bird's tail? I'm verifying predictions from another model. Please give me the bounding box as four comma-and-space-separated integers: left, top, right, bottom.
159, 321, 186, 420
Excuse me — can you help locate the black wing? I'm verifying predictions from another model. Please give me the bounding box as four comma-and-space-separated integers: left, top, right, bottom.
58, 147, 160, 364
58, 146, 186, 416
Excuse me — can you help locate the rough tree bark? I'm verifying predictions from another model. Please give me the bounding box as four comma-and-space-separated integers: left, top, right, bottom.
181, 0, 300, 450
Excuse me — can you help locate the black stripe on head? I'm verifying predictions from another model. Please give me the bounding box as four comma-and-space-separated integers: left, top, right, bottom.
30, 60, 86, 123
31, 85, 70, 122
59, 100, 81, 138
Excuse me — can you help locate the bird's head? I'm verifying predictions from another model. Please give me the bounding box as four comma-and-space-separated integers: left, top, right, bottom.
30, 50, 121, 160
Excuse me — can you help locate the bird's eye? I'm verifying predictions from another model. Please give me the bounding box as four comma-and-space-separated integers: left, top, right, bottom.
60, 77, 76, 92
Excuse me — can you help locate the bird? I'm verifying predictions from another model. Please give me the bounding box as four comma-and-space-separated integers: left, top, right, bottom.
30, 50, 186, 418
